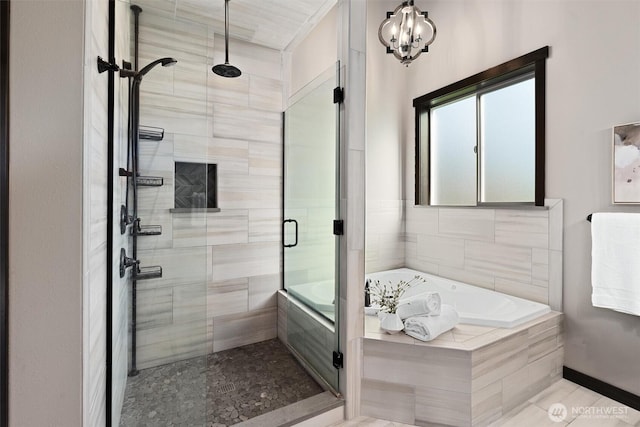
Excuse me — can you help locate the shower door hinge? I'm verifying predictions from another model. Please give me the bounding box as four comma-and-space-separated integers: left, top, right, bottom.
333, 351, 344, 369
333, 87, 344, 104
333, 220, 344, 236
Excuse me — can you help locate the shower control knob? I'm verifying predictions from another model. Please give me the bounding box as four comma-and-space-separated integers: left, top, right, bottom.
119, 248, 140, 278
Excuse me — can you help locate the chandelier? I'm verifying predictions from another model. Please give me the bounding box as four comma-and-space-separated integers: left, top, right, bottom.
378, 1, 436, 66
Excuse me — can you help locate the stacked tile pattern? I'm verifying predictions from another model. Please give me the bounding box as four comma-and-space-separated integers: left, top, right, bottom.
131, 1, 284, 369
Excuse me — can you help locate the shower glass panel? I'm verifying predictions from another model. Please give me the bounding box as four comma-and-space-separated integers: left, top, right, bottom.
111, 2, 209, 424
283, 64, 340, 392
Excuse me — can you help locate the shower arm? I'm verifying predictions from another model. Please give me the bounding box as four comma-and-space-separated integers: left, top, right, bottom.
224, 0, 230, 64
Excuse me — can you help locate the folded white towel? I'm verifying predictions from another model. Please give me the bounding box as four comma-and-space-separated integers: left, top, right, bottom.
591, 212, 640, 316
403, 305, 459, 342
396, 292, 441, 320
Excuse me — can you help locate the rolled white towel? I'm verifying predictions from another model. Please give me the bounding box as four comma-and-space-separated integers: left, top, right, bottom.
403, 305, 459, 342
396, 292, 441, 320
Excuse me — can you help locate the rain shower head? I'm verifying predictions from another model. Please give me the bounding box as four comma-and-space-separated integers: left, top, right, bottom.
212, 0, 242, 78
212, 63, 241, 78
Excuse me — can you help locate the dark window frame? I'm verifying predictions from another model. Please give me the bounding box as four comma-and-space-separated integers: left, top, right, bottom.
413, 46, 549, 207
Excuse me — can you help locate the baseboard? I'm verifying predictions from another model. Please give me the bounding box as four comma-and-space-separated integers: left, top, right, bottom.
563, 366, 640, 411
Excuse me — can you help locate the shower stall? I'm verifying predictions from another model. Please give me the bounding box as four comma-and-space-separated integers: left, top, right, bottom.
107, 1, 343, 425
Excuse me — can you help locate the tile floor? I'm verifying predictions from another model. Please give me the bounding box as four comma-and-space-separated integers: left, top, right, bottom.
329, 379, 640, 427
120, 338, 323, 427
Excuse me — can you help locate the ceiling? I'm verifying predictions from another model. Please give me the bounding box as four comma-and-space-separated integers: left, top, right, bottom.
168, 0, 337, 51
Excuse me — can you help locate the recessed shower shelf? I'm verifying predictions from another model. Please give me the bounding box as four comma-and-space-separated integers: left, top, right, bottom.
134, 265, 162, 281
139, 125, 164, 141
137, 176, 163, 187
132, 224, 162, 236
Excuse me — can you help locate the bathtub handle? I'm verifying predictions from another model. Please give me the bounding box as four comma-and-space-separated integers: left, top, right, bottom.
283, 219, 298, 248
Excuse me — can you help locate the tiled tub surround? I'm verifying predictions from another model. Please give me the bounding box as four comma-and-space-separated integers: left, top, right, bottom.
366, 200, 405, 274
131, 1, 284, 369
277, 290, 338, 391
361, 311, 564, 427
405, 199, 563, 311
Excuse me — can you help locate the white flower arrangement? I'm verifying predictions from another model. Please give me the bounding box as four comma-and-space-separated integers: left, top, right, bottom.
366, 275, 425, 314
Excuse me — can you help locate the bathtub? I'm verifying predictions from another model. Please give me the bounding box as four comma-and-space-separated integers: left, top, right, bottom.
366, 268, 550, 328
287, 280, 335, 322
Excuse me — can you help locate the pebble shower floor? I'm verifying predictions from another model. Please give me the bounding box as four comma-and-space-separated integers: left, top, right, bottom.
119, 338, 324, 426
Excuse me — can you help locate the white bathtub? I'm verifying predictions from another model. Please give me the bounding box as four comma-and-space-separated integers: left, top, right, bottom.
287, 280, 335, 322
366, 268, 550, 328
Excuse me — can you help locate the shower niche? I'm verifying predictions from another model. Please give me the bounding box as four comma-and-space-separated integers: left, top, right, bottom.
171, 161, 219, 212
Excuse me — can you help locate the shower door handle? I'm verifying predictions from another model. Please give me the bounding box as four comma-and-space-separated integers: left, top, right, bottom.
283, 219, 298, 248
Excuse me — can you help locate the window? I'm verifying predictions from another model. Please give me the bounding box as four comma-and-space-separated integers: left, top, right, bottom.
414, 47, 549, 206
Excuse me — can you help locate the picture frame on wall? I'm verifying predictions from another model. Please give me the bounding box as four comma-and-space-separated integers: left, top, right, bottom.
613, 122, 640, 204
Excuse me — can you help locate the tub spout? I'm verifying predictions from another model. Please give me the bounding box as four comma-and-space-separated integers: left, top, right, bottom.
365, 279, 371, 307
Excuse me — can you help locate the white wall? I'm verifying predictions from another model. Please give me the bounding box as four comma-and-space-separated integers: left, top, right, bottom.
365, 0, 407, 273
9, 0, 85, 425
288, 5, 338, 98
400, 0, 640, 395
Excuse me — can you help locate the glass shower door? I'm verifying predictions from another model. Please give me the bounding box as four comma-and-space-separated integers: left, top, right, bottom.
283, 64, 340, 392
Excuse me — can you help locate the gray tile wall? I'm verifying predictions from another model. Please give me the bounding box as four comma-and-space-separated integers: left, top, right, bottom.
112, 0, 132, 422
361, 313, 564, 426
365, 200, 405, 273
338, 0, 368, 418
86, 0, 109, 424
132, 1, 283, 369
366, 199, 563, 309
404, 199, 563, 310
86, 0, 130, 424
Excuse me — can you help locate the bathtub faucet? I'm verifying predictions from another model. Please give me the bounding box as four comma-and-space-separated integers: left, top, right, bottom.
364, 279, 371, 307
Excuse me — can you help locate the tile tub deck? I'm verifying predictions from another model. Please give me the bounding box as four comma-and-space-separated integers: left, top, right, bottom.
361, 311, 564, 426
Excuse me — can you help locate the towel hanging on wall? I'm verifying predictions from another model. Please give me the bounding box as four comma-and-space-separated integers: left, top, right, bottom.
591, 212, 640, 316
